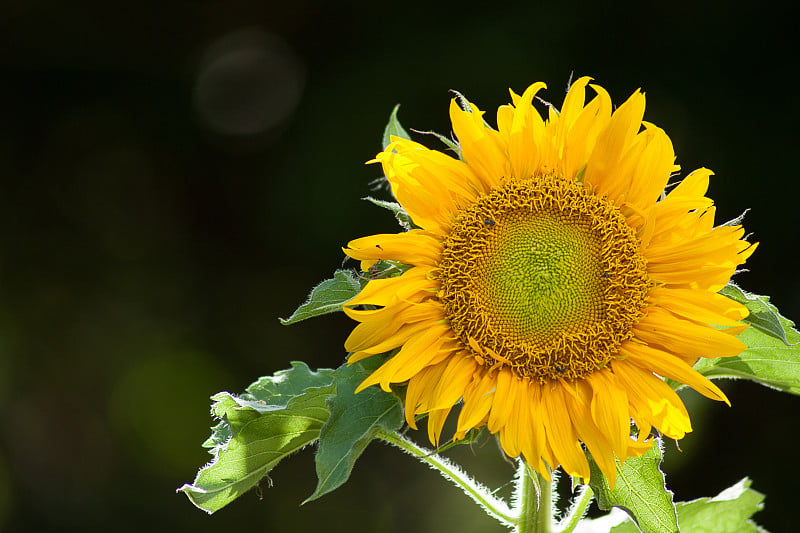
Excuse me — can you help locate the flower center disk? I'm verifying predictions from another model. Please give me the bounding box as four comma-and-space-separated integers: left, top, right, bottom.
436, 175, 651, 382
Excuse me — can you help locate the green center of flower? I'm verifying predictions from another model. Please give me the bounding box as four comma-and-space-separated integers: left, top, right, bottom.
477, 210, 604, 348
436, 175, 651, 382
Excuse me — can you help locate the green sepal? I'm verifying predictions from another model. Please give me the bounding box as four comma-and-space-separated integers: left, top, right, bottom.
696, 287, 800, 395
363, 196, 414, 230
721, 282, 791, 344
179, 362, 335, 513
305, 356, 403, 503
382, 104, 412, 149
575, 165, 587, 185
279, 270, 362, 325
608, 478, 766, 532
433, 427, 485, 454
379, 99, 461, 160
588, 439, 679, 533
412, 129, 461, 155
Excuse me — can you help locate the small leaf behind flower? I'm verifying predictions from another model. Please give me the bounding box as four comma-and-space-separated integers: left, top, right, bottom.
306, 357, 403, 503
382, 104, 412, 149
279, 270, 361, 325
179, 362, 335, 513
721, 283, 790, 344
696, 326, 800, 395
588, 439, 679, 533
697, 288, 800, 395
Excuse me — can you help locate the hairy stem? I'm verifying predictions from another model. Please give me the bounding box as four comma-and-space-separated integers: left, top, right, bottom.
515, 460, 552, 533
377, 429, 517, 527
557, 485, 593, 533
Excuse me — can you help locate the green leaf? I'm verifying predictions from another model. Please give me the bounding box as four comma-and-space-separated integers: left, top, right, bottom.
306, 357, 403, 503
588, 439, 678, 533
382, 104, 411, 149
695, 293, 800, 394
242, 361, 336, 410
279, 270, 362, 325
595, 478, 766, 533
363, 196, 414, 230
202, 420, 232, 454
671, 478, 765, 532
179, 363, 335, 513
720, 283, 791, 344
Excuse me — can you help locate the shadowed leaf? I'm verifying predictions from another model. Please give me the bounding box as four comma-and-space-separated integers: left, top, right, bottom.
306, 357, 403, 503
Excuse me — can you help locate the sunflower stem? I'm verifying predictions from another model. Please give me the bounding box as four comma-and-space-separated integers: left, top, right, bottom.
376, 429, 517, 527
515, 460, 553, 533
556, 485, 593, 533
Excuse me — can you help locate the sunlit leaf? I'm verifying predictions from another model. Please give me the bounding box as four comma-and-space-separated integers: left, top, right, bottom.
242, 361, 335, 410
202, 420, 232, 454
588, 439, 678, 533
279, 270, 361, 325
179, 363, 335, 513
608, 478, 765, 532
672, 478, 765, 532
306, 357, 403, 503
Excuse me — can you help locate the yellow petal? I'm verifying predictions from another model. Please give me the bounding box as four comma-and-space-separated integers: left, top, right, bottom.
587, 370, 630, 460
344, 268, 435, 309
648, 287, 748, 327
429, 353, 479, 411
403, 361, 449, 427
449, 99, 508, 189
520, 381, 549, 478
634, 307, 746, 360
344, 230, 442, 267
611, 360, 692, 439
457, 369, 496, 433
541, 385, 590, 479
356, 323, 455, 392
347, 320, 434, 360
561, 82, 613, 180
497, 377, 524, 457
505, 82, 547, 179
584, 89, 647, 203
619, 342, 729, 404
374, 137, 483, 233
427, 407, 452, 447
487, 368, 514, 433
563, 379, 618, 486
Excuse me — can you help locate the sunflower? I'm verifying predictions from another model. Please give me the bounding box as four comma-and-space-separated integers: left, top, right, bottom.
342, 78, 756, 486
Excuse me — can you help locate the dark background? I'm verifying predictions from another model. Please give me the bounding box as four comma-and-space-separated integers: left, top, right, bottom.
1, 1, 798, 531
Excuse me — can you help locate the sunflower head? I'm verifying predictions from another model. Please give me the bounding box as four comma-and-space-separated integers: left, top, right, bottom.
343, 78, 756, 486
437, 174, 652, 383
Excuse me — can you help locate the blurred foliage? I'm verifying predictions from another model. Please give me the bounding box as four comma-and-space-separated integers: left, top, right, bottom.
0, 0, 798, 531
